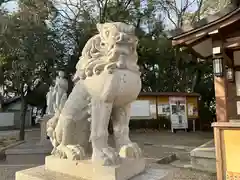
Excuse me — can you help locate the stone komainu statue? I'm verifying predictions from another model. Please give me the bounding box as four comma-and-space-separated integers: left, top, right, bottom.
46, 22, 142, 166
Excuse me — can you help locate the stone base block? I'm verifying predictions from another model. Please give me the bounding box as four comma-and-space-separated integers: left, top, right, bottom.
191, 156, 216, 173
6, 143, 52, 164
44, 155, 145, 180
6, 148, 51, 165
16, 166, 81, 180
190, 140, 216, 173
39, 114, 54, 145
16, 165, 170, 180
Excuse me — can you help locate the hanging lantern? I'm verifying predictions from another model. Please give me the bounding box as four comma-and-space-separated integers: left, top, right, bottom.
213, 58, 223, 77
226, 68, 234, 82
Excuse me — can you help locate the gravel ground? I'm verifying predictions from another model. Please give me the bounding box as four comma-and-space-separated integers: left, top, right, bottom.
148, 163, 216, 180
0, 129, 215, 180
0, 138, 17, 148
0, 165, 36, 180
0, 130, 20, 151
130, 130, 213, 147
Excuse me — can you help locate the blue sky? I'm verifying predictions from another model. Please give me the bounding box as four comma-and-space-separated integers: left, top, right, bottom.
2, 1, 18, 12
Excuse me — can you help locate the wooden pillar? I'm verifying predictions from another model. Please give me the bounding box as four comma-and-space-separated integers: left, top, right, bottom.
212, 50, 240, 180
214, 75, 228, 122
227, 82, 239, 120
212, 39, 229, 122
213, 126, 224, 180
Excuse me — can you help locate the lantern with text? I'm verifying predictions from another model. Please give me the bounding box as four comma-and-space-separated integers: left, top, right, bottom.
213, 58, 223, 77
226, 68, 234, 82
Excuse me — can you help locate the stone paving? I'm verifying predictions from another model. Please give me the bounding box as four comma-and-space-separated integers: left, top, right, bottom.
130, 130, 213, 160
149, 164, 216, 180
0, 129, 216, 180
130, 130, 213, 147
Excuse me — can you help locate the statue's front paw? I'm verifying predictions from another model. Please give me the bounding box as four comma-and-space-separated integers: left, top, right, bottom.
55, 144, 86, 160
92, 147, 120, 166
46, 127, 54, 137
66, 145, 86, 160
119, 142, 142, 159
102, 147, 121, 166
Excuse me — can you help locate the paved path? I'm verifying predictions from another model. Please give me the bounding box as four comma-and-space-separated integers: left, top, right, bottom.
130, 130, 213, 147
130, 130, 213, 160
0, 129, 215, 180
5, 130, 213, 161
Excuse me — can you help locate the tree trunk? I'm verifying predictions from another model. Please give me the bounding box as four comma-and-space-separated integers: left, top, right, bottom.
19, 93, 27, 140
191, 69, 201, 92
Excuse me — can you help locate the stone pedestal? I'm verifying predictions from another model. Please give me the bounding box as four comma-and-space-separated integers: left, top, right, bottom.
16, 156, 170, 180
38, 114, 53, 146
45, 156, 145, 180
16, 166, 170, 180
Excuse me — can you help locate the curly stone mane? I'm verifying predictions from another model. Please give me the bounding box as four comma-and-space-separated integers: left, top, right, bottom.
76, 22, 139, 80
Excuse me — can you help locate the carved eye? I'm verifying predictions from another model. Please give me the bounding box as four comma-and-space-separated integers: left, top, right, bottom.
100, 42, 105, 47
105, 31, 109, 37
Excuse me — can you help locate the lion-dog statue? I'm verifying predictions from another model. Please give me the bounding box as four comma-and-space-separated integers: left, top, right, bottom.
47, 22, 143, 166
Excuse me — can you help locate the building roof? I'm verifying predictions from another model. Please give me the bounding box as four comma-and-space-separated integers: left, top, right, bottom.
168, 2, 240, 59
139, 92, 200, 97
168, 3, 240, 39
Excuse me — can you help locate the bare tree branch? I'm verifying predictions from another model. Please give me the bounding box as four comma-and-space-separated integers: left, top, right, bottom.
124, 0, 132, 9
101, 0, 109, 22
190, 0, 204, 24
158, 2, 178, 28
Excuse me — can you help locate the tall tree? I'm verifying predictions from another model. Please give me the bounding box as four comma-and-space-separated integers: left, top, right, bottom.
0, 0, 64, 140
